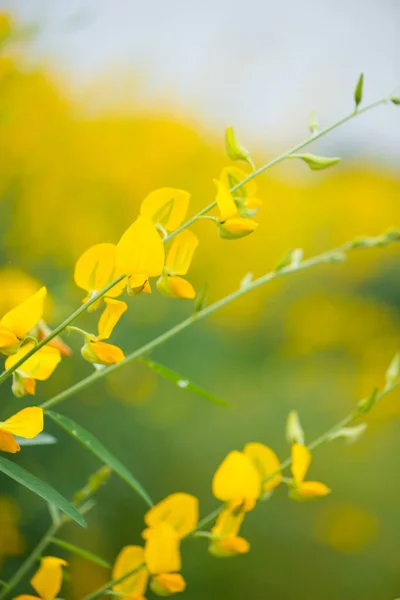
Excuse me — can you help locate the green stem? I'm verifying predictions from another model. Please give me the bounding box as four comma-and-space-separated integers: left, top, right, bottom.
39, 231, 399, 411
82, 564, 145, 600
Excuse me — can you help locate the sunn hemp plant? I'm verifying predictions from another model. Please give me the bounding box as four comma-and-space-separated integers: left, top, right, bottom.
0, 74, 399, 600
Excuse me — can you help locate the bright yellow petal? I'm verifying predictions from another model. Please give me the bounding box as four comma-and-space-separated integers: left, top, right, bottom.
140, 188, 190, 231
116, 217, 165, 278
0, 287, 46, 340
209, 535, 250, 558
30, 556, 67, 600
150, 573, 186, 595
161, 276, 196, 300
243, 443, 282, 493
245, 197, 263, 211
211, 506, 245, 539
97, 298, 127, 340
214, 179, 237, 221
223, 218, 258, 234
112, 545, 148, 598
165, 230, 198, 276
292, 481, 331, 501
291, 443, 311, 484
220, 166, 257, 199
0, 430, 20, 453
144, 493, 199, 538
144, 522, 181, 575
212, 451, 261, 509
74, 243, 125, 298
13, 596, 40, 600
82, 341, 125, 366
0, 407, 43, 439
0, 325, 19, 350
5, 344, 61, 381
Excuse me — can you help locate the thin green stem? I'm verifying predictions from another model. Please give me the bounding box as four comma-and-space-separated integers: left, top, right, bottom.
39, 231, 399, 411
82, 564, 145, 600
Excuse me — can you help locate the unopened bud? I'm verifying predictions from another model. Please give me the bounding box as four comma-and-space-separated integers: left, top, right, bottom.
286, 410, 304, 445
225, 126, 252, 164
290, 153, 341, 171
354, 73, 364, 108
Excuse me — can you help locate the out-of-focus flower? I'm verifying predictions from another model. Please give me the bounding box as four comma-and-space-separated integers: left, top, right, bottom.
116, 217, 165, 294
214, 179, 258, 240
0, 496, 25, 566
74, 243, 126, 310
140, 188, 190, 233
5, 344, 61, 397
220, 167, 262, 218
0, 407, 44, 454
143, 492, 199, 538
150, 573, 186, 596
112, 545, 148, 600
290, 443, 330, 501
0, 287, 46, 355
212, 450, 260, 511
157, 230, 199, 299
14, 556, 68, 600
209, 505, 250, 557
243, 442, 282, 494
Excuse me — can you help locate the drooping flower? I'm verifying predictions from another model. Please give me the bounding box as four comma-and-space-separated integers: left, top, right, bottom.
116, 217, 165, 294
5, 344, 61, 397
140, 188, 190, 233
0, 287, 46, 355
220, 166, 263, 218
112, 545, 148, 600
14, 556, 68, 600
214, 179, 258, 240
74, 243, 126, 310
290, 443, 331, 501
157, 230, 199, 299
0, 407, 43, 454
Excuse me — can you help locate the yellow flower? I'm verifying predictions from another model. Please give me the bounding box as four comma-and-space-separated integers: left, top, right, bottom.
143, 522, 181, 574
112, 545, 148, 600
0, 287, 46, 355
214, 179, 258, 239
74, 243, 126, 310
157, 230, 198, 299
5, 344, 61, 397
243, 442, 282, 494
0, 407, 43, 454
220, 166, 263, 218
116, 217, 165, 294
30, 556, 67, 600
209, 505, 250, 558
290, 443, 331, 501
150, 573, 186, 596
80, 298, 127, 366
143, 492, 199, 538
140, 188, 190, 232
212, 450, 260, 511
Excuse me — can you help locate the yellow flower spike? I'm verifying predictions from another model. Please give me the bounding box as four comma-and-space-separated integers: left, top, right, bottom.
290, 444, 331, 501
30, 556, 67, 600
0, 287, 46, 354
143, 522, 181, 575
144, 493, 199, 538
112, 545, 149, 598
150, 573, 186, 596
243, 443, 282, 494
74, 243, 126, 309
116, 217, 165, 294
212, 450, 261, 511
140, 188, 190, 232
97, 298, 128, 340
5, 344, 61, 397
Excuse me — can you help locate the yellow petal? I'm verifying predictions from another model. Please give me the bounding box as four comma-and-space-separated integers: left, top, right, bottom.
243, 443, 282, 493
157, 275, 196, 300
0, 325, 19, 351
30, 556, 67, 600
211, 506, 245, 539
116, 217, 165, 279
150, 573, 186, 596
0, 430, 20, 453
13, 596, 40, 600
112, 545, 148, 598
292, 481, 331, 501
82, 341, 125, 366
0, 407, 43, 439
212, 451, 261, 509
245, 197, 263, 211
165, 230, 198, 276
220, 166, 257, 199
5, 344, 61, 381
0, 287, 46, 340
97, 298, 127, 340
144, 493, 199, 538
74, 243, 125, 298
222, 218, 258, 234
214, 179, 237, 221
291, 443, 311, 484
209, 535, 250, 558
140, 188, 190, 231
144, 522, 181, 575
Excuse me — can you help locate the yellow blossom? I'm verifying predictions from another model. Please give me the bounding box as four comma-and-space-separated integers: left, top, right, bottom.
220, 166, 263, 218
116, 217, 165, 294
150, 573, 186, 596
143, 522, 181, 575
0, 287, 46, 355
74, 243, 126, 310
144, 492, 199, 538
157, 230, 198, 299
112, 545, 148, 599
29, 556, 67, 600
140, 188, 190, 232
214, 180, 258, 240
0, 407, 43, 454
79, 298, 127, 366
243, 442, 282, 494
5, 344, 61, 397
209, 505, 250, 558
212, 450, 260, 511
290, 443, 331, 501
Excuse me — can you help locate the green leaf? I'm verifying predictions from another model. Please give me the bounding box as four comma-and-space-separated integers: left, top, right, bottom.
49, 537, 111, 569
0, 456, 86, 527
142, 359, 228, 407
354, 73, 364, 108
46, 411, 153, 507
15, 433, 57, 446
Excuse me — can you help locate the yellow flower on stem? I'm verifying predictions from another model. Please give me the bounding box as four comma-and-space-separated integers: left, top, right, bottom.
212, 450, 260, 511
209, 504, 250, 558
0, 287, 46, 355
220, 166, 263, 218
157, 230, 199, 299
116, 217, 165, 295
214, 179, 258, 240
74, 243, 126, 310
140, 188, 190, 233
0, 407, 43, 454
243, 442, 282, 495
5, 343, 61, 397
290, 443, 331, 501
144, 492, 199, 538
15, 556, 68, 600
112, 545, 148, 600
150, 573, 186, 596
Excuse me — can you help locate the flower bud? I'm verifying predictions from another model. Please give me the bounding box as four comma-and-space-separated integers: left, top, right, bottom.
391, 97, 400, 105
290, 153, 341, 171
354, 73, 364, 108
218, 218, 258, 240
225, 126, 251, 164
286, 410, 304, 445
209, 536, 250, 557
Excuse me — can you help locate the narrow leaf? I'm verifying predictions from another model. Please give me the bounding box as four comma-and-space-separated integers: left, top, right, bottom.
15, 433, 57, 446
49, 537, 111, 568
354, 73, 364, 107
46, 411, 153, 507
142, 359, 228, 407
0, 456, 86, 527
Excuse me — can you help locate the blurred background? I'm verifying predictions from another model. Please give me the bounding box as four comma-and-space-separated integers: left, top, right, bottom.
0, 2, 399, 599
